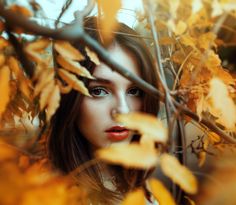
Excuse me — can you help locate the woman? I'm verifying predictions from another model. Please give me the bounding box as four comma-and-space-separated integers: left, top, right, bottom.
48, 17, 159, 204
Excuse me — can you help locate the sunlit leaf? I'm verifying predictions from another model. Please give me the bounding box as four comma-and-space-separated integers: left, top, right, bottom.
160, 154, 198, 194
197, 32, 216, 50
54, 41, 84, 61
159, 37, 175, 45
39, 81, 55, 110
208, 78, 236, 130
56, 79, 72, 94
0, 65, 10, 118
198, 151, 206, 167
149, 178, 176, 205
115, 112, 168, 143
46, 84, 60, 122
96, 143, 158, 168
208, 132, 221, 143
85, 47, 100, 65
58, 69, 90, 96
97, 0, 121, 44
56, 55, 94, 79
121, 189, 145, 205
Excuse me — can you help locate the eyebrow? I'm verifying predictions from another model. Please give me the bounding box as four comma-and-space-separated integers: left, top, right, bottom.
88, 77, 112, 84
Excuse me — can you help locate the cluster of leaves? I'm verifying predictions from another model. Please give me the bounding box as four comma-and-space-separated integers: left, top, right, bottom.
0, 0, 236, 205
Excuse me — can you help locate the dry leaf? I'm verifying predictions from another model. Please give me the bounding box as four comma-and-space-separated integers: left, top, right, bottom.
46, 84, 60, 122
149, 178, 176, 205
34, 68, 54, 97
180, 35, 197, 48
56, 55, 94, 79
25, 38, 50, 64
8, 4, 33, 17
0, 37, 9, 50
0, 53, 5, 67
121, 189, 145, 205
8, 56, 22, 78
115, 112, 168, 143
160, 153, 198, 194
198, 151, 206, 167
0, 65, 10, 118
96, 143, 158, 168
97, 0, 121, 44
85, 47, 100, 65
197, 32, 216, 50
56, 79, 72, 94
159, 37, 176, 45
208, 132, 221, 143
39, 81, 55, 110
58, 69, 90, 96
208, 78, 236, 130
54, 41, 84, 61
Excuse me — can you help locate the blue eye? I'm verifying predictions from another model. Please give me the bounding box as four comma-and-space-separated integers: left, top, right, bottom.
89, 87, 109, 97
127, 87, 143, 97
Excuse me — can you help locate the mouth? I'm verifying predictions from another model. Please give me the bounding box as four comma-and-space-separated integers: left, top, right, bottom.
105, 126, 129, 141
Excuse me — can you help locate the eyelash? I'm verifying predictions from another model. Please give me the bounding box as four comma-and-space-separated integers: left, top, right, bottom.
89, 86, 143, 97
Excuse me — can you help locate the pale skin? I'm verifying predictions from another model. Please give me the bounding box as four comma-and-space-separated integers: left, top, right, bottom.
77, 43, 144, 150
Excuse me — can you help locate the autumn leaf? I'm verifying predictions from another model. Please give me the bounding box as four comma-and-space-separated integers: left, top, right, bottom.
25, 38, 50, 64
160, 153, 198, 194
58, 69, 90, 96
46, 84, 60, 122
0, 53, 5, 67
0, 140, 18, 161
198, 151, 206, 167
149, 178, 176, 205
0, 65, 10, 118
54, 41, 84, 61
97, 0, 121, 44
121, 189, 145, 205
56, 79, 72, 94
96, 143, 158, 168
115, 112, 168, 143
159, 37, 176, 45
85, 47, 100, 65
208, 78, 236, 130
56, 55, 94, 79
197, 32, 216, 50
8, 4, 33, 17
39, 81, 55, 110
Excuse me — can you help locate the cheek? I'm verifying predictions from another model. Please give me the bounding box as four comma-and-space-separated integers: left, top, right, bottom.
128, 97, 144, 112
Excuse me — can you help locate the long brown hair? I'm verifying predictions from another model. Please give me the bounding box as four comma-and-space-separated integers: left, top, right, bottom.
48, 17, 159, 204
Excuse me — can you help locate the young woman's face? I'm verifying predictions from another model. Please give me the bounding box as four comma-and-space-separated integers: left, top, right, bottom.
78, 43, 143, 149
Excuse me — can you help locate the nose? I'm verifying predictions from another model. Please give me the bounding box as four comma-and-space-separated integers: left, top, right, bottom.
111, 94, 130, 116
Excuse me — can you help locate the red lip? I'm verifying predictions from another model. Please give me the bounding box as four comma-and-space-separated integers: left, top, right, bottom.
105, 126, 129, 141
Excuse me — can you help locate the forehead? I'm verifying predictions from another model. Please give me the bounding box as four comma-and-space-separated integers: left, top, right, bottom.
92, 43, 140, 81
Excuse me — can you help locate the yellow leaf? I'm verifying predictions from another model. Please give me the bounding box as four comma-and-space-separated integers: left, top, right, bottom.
25, 38, 50, 63
121, 189, 145, 205
97, 0, 121, 44
34, 68, 54, 97
208, 78, 236, 130
149, 178, 176, 205
198, 151, 206, 167
85, 47, 100, 65
0, 37, 9, 50
56, 55, 94, 79
0, 65, 10, 118
160, 154, 198, 194
197, 33, 216, 50
46, 84, 60, 122
180, 35, 197, 48
39, 81, 55, 110
170, 20, 187, 35
96, 143, 158, 168
115, 112, 168, 143
208, 132, 221, 143
159, 37, 175, 45
56, 79, 72, 94
54, 41, 84, 61
0, 53, 5, 67
58, 69, 90, 96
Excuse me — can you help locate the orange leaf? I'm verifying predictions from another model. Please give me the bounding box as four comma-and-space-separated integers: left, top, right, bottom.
85, 47, 100, 65
46, 84, 60, 122
54, 41, 84, 61
0, 65, 10, 118
97, 0, 121, 44
96, 143, 158, 168
160, 154, 198, 194
58, 69, 90, 96
0, 53, 5, 67
121, 189, 145, 205
0, 140, 18, 161
149, 178, 176, 205
56, 55, 94, 79
115, 112, 168, 143
39, 81, 55, 110
8, 4, 33, 17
